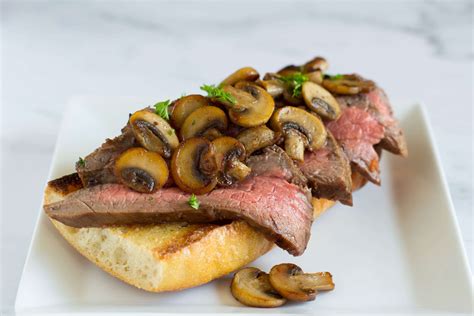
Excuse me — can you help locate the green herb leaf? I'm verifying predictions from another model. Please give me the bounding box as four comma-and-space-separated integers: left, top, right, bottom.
200, 84, 236, 105
188, 193, 200, 210
154, 100, 171, 120
326, 74, 344, 80
78, 157, 85, 167
278, 72, 308, 97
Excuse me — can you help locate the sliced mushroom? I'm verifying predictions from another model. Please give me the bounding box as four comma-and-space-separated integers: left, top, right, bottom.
231, 267, 287, 308
302, 56, 328, 73
220, 67, 259, 86
270, 106, 327, 161
301, 81, 341, 120
180, 106, 228, 141
222, 82, 275, 127
277, 65, 301, 76
283, 88, 303, 105
212, 137, 251, 186
115, 147, 169, 193
269, 263, 334, 302
322, 74, 375, 95
129, 110, 179, 159
236, 125, 279, 157
171, 137, 218, 194
305, 70, 323, 84
170, 94, 210, 128
256, 79, 285, 98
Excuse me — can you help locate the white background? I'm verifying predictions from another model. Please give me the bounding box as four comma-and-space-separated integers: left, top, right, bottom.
1, 0, 472, 314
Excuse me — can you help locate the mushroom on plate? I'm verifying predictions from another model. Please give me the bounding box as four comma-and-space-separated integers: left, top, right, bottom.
269, 263, 334, 302
231, 267, 287, 308
270, 106, 327, 162
115, 147, 169, 193
171, 137, 218, 194
220, 67, 259, 87
301, 81, 341, 120
170, 94, 210, 129
129, 110, 179, 159
180, 106, 228, 141
221, 82, 275, 127
211, 137, 251, 186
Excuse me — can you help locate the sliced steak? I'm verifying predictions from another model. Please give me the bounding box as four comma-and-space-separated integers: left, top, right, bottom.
327, 107, 384, 184
247, 145, 308, 190
76, 125, 137, 187
336, 87, 407, 157
44, 175, 313, 256
298, 131, 353, 205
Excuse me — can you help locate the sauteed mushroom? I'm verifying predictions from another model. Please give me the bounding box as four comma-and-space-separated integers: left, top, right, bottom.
301, 81, 341, 120
222, 82, 275, 127
302, 56, 328, 73
171, 137, 218, 194
231, 267, 287, 308
269, 263, 335, 302
256, 79, 286, 98
277, 65, 301, 76
220, 67, 259, 87
322, 74, 375, 95
236, 125, 279, 157
212, 137, 251, 186
129, 110, 179, 159
170, 95, 210, 128
115, 147, 169, 193
180, 106, 228, 141
270, 106, 327, 162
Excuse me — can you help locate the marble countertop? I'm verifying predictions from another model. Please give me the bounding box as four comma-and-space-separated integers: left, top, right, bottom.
1, 0, 472, 313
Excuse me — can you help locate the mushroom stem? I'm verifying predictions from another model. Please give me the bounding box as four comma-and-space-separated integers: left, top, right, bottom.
284, 130, 307, 162
293, 272, 334, 291
227, 160, 251, 181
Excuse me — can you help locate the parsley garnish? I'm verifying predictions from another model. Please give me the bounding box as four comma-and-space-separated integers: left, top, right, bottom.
78, 157, 85, 167
200, 84, 236, 105
326, 74, 344, 80
278, 72, 308, 97
188, 194, 200, 210
154, 100, 171, 120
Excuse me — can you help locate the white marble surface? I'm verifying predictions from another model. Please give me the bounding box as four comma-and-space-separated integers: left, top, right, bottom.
1, 0, 472, 313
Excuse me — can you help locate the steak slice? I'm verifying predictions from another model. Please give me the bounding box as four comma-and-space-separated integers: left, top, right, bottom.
336, 87, 407, 157
327, 107, 384, 184
247, 145, 308, 191
44, 176, 313, 256
298, 131, 353, 205
76, 125, 137, 187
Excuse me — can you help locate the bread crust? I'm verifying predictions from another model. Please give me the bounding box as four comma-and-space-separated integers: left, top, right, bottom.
43, 173, 363, 292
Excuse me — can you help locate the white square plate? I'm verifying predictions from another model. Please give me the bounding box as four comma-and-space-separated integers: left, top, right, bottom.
15, 97, 472, 315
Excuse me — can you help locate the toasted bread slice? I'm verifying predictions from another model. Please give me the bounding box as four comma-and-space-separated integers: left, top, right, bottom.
43, 173, 364, 292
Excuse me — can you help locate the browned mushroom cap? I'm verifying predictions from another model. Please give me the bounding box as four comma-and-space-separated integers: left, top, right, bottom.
220, 67, 259, 86
170, 95, 210, 128
231, 267, 287, 308
277, 65, 301, 76
302, 81, 341, 120
211, 137, 250, 186
302, 56, 328, 73
322, 74, 375, 95
269, 263, 334, 302
236, 125, 279, 157
305, 71, 323, 84
129, 110, 179, 159
115, 147, 169, 193
270, 106, 327, 161
171, 137, 218, 194
180, 106, 228, 141
222, 82, 275, 127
